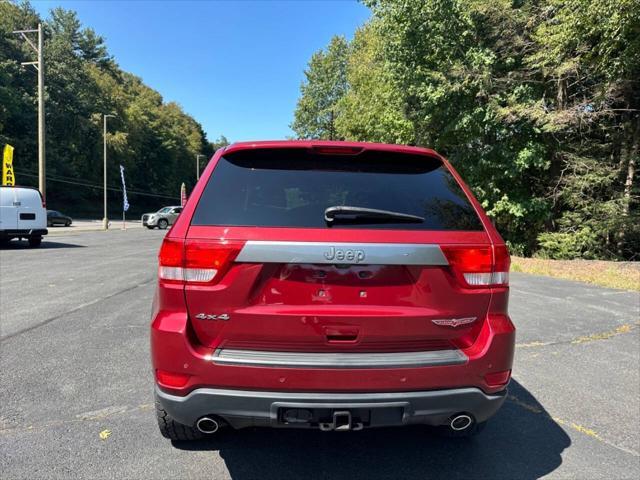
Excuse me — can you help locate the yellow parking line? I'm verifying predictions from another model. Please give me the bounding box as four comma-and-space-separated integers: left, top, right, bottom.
571, 324, 635, 345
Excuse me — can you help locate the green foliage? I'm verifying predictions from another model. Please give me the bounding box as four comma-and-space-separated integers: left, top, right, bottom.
291, 36, 349, 140
0, 2, 218, 216
292, 0, 640, 260
210, 135, 230, 152
335, 21, 414, 144
537, 230, 602, 260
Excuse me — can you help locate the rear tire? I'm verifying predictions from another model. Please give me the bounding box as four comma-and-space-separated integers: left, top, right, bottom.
158, 219, 168, 230
28, 236, 42, 248
155, 397, 204, 441
65, 221, 71, 227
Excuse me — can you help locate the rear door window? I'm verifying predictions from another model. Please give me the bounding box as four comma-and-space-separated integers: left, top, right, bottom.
192, 148, 483, 231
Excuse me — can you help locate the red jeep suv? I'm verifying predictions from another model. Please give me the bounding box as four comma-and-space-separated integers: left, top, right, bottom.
151, 141, 515, 440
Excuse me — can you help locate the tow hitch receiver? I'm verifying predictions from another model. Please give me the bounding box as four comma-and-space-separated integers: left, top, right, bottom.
319, 411, 363, 431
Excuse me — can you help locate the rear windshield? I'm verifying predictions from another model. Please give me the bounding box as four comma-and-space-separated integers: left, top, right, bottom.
191, 148, 483, 230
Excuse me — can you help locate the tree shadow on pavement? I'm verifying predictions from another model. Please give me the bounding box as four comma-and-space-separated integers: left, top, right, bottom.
173, 381, 570, 480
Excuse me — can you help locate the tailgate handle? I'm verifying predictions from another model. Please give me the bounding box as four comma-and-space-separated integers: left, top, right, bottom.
324, 327, 359, 343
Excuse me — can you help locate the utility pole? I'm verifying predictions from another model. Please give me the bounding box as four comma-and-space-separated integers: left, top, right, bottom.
103, 114, 116, 230
13, 24, 46, 199
196, 154, 206, 180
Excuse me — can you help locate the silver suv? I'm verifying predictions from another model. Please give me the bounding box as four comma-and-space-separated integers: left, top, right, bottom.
142, 206, 182, 230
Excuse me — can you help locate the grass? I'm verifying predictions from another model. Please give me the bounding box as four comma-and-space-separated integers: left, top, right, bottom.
511, 256, 640, 291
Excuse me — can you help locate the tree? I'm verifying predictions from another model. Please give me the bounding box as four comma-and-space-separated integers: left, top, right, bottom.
291, 36, 349, 139
364, 0, 551, 254
0, 2, 227, 217
335, 21, 413, 144
527, 0, 640, 258
210, 135, 230, 152
293, 0, 640, 259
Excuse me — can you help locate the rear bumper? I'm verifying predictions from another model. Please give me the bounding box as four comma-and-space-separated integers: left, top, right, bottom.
156, 384, 507, 429
0, 228, 47, 238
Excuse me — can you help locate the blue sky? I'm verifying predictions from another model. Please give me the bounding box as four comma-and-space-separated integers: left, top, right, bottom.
32, 0, 371, 143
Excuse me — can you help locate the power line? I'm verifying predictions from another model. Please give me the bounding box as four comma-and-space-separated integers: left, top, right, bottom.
14, 170, 180, 200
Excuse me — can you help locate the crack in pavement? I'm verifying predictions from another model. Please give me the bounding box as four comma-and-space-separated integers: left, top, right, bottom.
507, 394, 640, 458
0, 277, 155, 342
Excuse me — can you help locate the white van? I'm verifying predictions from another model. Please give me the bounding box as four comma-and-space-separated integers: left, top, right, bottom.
0, 186, 48, 247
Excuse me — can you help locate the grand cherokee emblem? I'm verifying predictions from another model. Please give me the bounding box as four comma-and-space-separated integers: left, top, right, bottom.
323, 246, 366, 263
431, 317, 477, 328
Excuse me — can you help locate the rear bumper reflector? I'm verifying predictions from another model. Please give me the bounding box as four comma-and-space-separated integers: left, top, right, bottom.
234, 241, 449, 266
212, 348, 467, 369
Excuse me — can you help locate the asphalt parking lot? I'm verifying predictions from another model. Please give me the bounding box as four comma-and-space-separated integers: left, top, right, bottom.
1, 229, 638, 479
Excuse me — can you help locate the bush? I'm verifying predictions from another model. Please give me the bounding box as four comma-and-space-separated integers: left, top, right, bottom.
536, 229, 601, 260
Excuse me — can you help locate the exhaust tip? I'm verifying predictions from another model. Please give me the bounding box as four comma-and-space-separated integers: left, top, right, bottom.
196, 416, 220, 434
449, 414, 473, 431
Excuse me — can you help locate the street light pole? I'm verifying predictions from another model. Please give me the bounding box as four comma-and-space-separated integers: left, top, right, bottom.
12, 24, 46, 199
103, 114, 116, 230
196, 154, 206, 181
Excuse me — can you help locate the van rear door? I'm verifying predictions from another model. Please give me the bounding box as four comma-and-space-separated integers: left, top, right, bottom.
15, 188, 46, 230
0, 187, 19, 231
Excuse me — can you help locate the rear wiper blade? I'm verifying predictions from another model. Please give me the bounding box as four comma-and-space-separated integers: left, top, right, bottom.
324, 206, 425, 225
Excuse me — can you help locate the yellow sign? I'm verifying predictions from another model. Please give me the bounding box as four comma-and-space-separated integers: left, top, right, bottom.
2, 144, 15, 186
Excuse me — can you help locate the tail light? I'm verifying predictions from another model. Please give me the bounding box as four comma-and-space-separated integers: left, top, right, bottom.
442, 244, 510, 288
158, 238, 243, 284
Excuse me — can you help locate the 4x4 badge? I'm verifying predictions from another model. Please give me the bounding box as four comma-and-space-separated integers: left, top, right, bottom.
195, 313, 230, 321
431, 317, 476, 328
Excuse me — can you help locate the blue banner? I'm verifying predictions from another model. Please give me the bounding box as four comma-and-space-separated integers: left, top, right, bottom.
119, 165, 129, 212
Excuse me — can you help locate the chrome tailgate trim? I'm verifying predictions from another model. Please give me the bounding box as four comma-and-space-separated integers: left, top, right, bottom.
212, 348, 467, 369
235, 241, 449, 265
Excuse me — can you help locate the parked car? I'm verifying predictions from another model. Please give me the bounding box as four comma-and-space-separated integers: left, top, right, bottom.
142, 206, 182, 229
47, 210, 72, 227
151, 141, 514, 440
0, 186, 48, 247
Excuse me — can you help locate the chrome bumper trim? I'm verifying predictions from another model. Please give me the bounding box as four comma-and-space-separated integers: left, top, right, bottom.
212, 348, 467, 369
